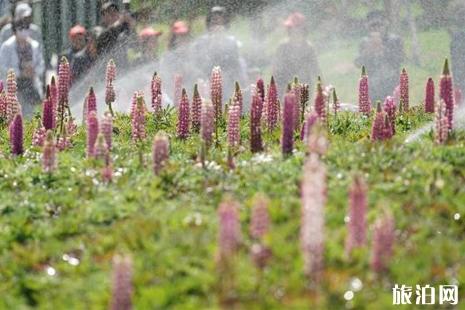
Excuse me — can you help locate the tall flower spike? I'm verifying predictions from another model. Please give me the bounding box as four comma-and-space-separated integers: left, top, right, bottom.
440, 58, 454, 130
332, 88, 340, 116
399, 68, 409, 112
301, 153, 326, 282
176, 88, 190, 139
264, 76, 279, 131
282, 93, 296, 156
173, 74, 183, 107
345, 175, 368, 255
233, 81, 243, 117
105, 59, 116, 115
191, 84, 202, 133
87, 87, 97, 116
371, 101, 385, 142
110, 255, 133, 310
300, 84, 310, 123
301, 112, 318, 143
131, 93, 147, 142
58, 56, 70, 109
227, 100, 240, 149
86, 111, 99, 158
314, 78, 326, 125
0, 80, 6, 119
42, 86, 54, 130
151, 72, 162, 116
256, 78, 265, 103
383, 114, 393, 140
50, 76, 58, 128
42, 130, 56, 173
101, 111, 113, 150
250, 90, 263, 153
6, 69, 20, 124
370, 213, 395, 273
358, 66, 371, 115
152, 131, 170, 175
383, 96, 396, 135
435, 99, 448, 144
217, 199, 241, 263
211, 66, 223, 122
9, 113, 23, 155
95, 134, 109, 163
201, 100, 215, 149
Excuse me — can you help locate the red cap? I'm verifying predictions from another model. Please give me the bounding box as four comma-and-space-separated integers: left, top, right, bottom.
69, 25, 86, 38
171, 21, 189, 35
283, 12, 306, 28
139, 27, 163, 39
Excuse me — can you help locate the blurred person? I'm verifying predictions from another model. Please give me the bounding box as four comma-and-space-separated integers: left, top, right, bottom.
273, 12, 320, 91
0, 19, 44, 117
449, 3, 465, 98
61, 25, 94, 82
168, 20, 190, 50
355, 10, 404, 103
0, 2, 42, 47
133, 27, 162, 65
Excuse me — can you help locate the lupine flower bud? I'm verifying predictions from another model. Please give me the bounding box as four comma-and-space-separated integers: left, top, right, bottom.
250, 195, 270, 239
250, 90, 263, 153
217, 199, 241, 262
300, 84, 310, 123
370, 213, 395, 273
58, 56, 70, 108
9, 113, 23, 155
399, 68, 409, 112
105, 59, 116, 104
282, 93, 296, 155
314, 79, 326, 125
191, 84, 202, 133
42, 130, 56, 173
301, 112, 318, 143
358, 66, 371, 115
42, 87, 54, 130
173, 74, 183, 106
233, 81, 243, 117
50, 76, 58, 122
345, 175, 367, 255
6, 69, 19, 124
383, 96, 396, 135
371, 102, 385, 142
332, 88, 340, 116
86, 111, 99, 158
110, 255, 133, 310
425, 78, 435, 113
32, 126, 46, 147
211, 67, 223, 121
131, 93, 146, 142
435, 99, 448, 144
101, 111, 113, 150
301, 153, 326, 282
440, 58, 454, 130
176, 88, 190, 139
87, 87, 97, 116
152, 131, 169, 175
227, 100, 240, 148
201, 100, 215, 149
264, 76, 279, 131
151, 72, 162, 116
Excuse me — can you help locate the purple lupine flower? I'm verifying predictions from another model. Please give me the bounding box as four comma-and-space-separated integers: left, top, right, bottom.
371, 101, 385, 142
250, 90, 263, 153
86, 111, 99, 158
210, 67, 223, 122
173, 74, 183, 107
201, 100, 215, 149
282, 93, 296, 156
440, 59, 454, 130
152, 131, 169, 175
105, 59, 116, 114
358, 66, 371, 115
151, 72, 162, 116
110, 255, 133, 310
101, 111, 113, 150
32, 126, 46, 147
191, 84, 202, 133
50, 76, 58, 128
217, 199, 241, 262
227, 99, 240, 148
233, 81, 243, 117
399, 68, 409, 112
301, 112, 318, 143
332, 88, 340, 116
370, 213, 395, 273
42, 87, 54, 130
42, 130, 56, 173
435, 99, 449, 144
250, 195, 270, 239
264, 76, 279, 132
9, 113, 23, 155
383, 114, 393, 140
345, 175, 368, 255
58, 56, 70, 110
6, 69, 20, 124
86, 87, 97, 116
383, 96, 396, 135
66, 117, 77, 136
425, 78, 435, 113
131, 93, 147, 142
300, 153, 326, 282
300, 83, 310, 123
314, 79, 326, 125
256, 78, 265, 103
176, 88, 190, 139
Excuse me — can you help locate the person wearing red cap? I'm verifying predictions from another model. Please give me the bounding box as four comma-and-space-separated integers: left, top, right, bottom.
273, 12, 320, 90
168, 21, 190, 50
133, 27, 162, 65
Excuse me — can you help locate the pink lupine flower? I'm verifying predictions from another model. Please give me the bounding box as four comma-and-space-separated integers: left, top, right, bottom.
201, 100, 215, 149
131, 93, 147, 142
50, 76, 58, 125
250, 195, 270, 239
383, 114, 393, 140
383, 96, 396, 135
227, 100, 240, 148
371, 102, 385, 142
191, 84, 202, 133
424, 78, 435, 113
152, 131, 169, 175
282, 93, 296, 156
256, 78, 265, 103
301, 112, 318, 143
151, 72, 162, 116
440, 59, 454, 130
435, 99, 449, 144
301, 83, 310, 123
217, 199, 241, 262
358, 66, 371, 115
9, 113, 23, 155
173, 74, 183, 106
58, 56, 70, 108
6, 69, 20, 124
176, 88, 190, 139
32, 126, 46, 147
233, 81, 243, 117
57, 137, 71, 151
264, 76, 279, 131
332, 88, 340, 116
250, 90, 263, 153
210, 67, 223, 121
66, 117, 77, 136
301, 153, 326, 282
110, 255, 133, 310
399, 68, 409, 112
86, 111, 99, 158
370, 213, 395, 273
314, 79, 326, 125
345, 175, 368, 255
0, 81, 6, 119
42, 130, 56, 173
87, 87, 97, 116
455, 87, 462, 106
101, 111, 113, 150
42, 88, 54, 130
